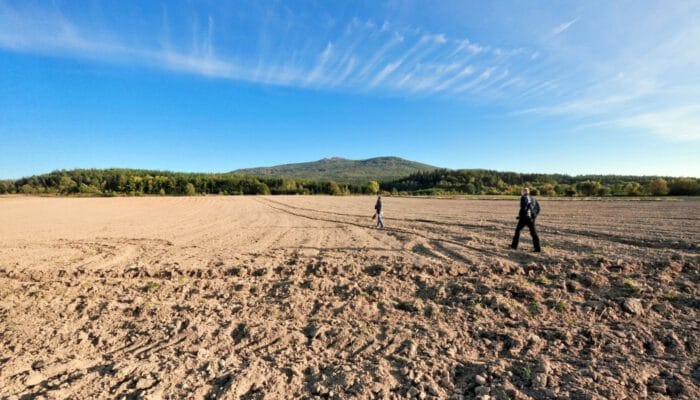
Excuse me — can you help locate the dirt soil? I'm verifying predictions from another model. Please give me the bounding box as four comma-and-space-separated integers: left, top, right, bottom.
0, 196, 698, 400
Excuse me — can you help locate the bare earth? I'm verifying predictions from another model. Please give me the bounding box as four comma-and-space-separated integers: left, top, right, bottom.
0, 196, 698, 400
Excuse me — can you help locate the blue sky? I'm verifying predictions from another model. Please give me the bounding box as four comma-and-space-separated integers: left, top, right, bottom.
1, 0, 699, 179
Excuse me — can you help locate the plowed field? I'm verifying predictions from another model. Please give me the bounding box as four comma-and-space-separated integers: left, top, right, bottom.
1, 196, 698, 399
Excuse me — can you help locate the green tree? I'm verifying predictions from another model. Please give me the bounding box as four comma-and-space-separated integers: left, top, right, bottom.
20, 184, 36, 194
669, 178, 700, 195
328, 181, 343, 195
465, 182, 477, 194
281, 179, 298, 194
623, 182, 643, 196
254, 182, 271, 195
539, 183, 556, 197
648, 178, 669, 196
185, 182, 196, 196
554, 184, 569, 196
58, 176, 78, 194
597, 186, 611, 196
79, 183, 101, 195
0, 181, 12, 194
576, 180, 602, 196
366, 180, 380, 194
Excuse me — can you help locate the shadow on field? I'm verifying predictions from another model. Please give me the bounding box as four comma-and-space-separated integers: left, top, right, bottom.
279, 246, 400, 253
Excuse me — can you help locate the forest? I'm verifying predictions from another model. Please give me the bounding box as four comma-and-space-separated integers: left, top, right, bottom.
383, 169, 700, 196
1, 168, 698, 197
0, 169, 370, 196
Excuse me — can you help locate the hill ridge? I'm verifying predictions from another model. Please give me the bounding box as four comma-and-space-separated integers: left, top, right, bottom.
231, 156, 439, 183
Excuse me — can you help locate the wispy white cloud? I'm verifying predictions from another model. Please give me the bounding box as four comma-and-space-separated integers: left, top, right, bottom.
4, 1, 696, 143
370, 62, 402, 87
352, 32, 404, 82
306, 42, 334, 83
615, 105, 700, 140
454, 67, 496, 93
551, 18, 578, 36
470, 68, 510, 95
519, 16, 700, 141
330, 56, 358, 87
515, 94, 637, 116
370, 33, 453, 88
423, 33, 447, 44
451, 39, 483, 56
432, 65, 475, 92
0, 2, 541, 99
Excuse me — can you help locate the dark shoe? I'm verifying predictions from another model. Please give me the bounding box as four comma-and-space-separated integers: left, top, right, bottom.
533, 249, 541, 253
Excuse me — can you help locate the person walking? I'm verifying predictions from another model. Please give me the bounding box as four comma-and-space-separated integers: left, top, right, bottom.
510, 187, 541, 252
373, 195, 384, 229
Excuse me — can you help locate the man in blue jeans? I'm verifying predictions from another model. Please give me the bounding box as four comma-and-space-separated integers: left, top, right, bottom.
374, 195, 384, 229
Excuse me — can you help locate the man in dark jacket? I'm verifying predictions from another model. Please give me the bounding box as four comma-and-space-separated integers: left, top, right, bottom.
374, 195, 384, 229
510, 187, 541, 252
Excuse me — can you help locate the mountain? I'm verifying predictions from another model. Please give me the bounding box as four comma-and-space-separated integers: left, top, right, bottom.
232, 156, 439, 183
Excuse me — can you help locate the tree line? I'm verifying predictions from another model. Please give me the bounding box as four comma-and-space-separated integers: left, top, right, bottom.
383, 169, 700, 196
0, 168, 698, 197
0, 169, 380, 196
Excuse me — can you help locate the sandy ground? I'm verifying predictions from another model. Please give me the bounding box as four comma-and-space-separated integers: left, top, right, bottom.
0, 195, 698, 399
